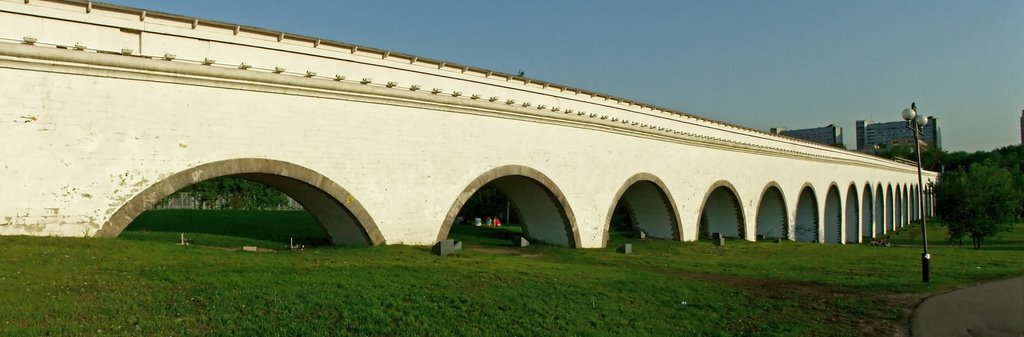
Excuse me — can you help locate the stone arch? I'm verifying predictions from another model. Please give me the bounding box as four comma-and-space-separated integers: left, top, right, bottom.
913, 183, 921, 220
924, 185, 931, 217
929, 180, 937, 217
862, 183, 874, 239
875, 184, 884, 236
96, 158, 385, 246
697, 181, 746, 240
886, 184, 895, 231
823, 183, 843, 244
438, 165, 580, 248
905, 185, 913, 224
910, 185, 918, 221
602, 173, 681, 245
794, 184, 819, 242
845, 184, 860, 244
755, 182, 788, 240
917, 186, 923, 219
895, 184, 904, 228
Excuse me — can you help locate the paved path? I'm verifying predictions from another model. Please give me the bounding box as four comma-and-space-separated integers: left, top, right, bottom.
912, 276, 1024, 337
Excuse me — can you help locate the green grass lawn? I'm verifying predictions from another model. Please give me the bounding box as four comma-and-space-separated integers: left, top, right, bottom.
119, 209, 329, 248
0, 211, 1021, 337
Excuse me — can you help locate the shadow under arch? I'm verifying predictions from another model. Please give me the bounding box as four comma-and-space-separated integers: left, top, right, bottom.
895, 184, 904, 229
886, 184, 895, 232
905, 183, 913, 225
437, 165, 581, 248
96, 158, 385, 246
602, 173, 681, 246
696, 180, 746, 240
912, 185, 920, 221
795, 183, 819, 243
862, 183, 874, 239
823, 183, 842, 244
875, 184, 884, 236
755, 182, 789, 240
845, 183, 860, 244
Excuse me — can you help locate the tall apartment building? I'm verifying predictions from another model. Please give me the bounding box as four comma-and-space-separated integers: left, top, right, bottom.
769, 124, 844, 148
1020, 110, 1023, 144
856, 117, 942, 153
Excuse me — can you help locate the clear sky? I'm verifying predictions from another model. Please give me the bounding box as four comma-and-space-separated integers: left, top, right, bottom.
104, 0, 1024, 152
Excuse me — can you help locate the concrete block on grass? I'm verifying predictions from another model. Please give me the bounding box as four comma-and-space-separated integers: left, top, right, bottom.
513, 236, 530, 248
432, 239, 456, 256
618, 244, 632, 255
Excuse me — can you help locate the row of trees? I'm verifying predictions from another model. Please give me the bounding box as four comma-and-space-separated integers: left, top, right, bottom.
157, 178, 294, 210
894, 144, 1023, 248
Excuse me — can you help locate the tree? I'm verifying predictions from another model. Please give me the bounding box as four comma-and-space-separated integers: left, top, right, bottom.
879, 143, 915, 161
935, 163, 1023, 249
165, 177, 291, 210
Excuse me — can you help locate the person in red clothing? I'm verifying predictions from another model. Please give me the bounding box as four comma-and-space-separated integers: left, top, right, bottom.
493, 216, 502, 227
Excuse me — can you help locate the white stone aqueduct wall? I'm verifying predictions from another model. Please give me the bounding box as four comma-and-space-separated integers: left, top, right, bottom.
0, 1, 938, 248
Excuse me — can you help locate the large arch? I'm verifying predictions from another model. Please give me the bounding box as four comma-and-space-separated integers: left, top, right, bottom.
908, 185, 915, 221
916, 186, 923, 220
697, 181, 746, 239
875, 184, 884, 236
96, 158, 385, 246
794, 184, 819, 243
925, 183, 934, 218
845, 184, 860, 244
895, 185, 904, 229
438, 165, 581, 248
911, 185, 919, 221
602, 173, 681, 245
886, 185, 895, 232
823, 184, 842, 244
904, 185, 911, 224
861, 183, 874, 240
755, 183, 788, 240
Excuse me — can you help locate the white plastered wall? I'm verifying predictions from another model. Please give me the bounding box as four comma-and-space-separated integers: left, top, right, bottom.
0, 1, 937, 247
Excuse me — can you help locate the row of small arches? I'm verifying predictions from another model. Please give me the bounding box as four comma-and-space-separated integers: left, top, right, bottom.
102, 159, 929, 248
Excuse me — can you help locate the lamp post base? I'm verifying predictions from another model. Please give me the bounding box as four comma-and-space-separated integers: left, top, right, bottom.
922, 253, 931, 283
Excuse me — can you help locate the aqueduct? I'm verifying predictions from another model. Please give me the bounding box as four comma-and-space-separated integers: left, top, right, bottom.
0, 0, 937, 248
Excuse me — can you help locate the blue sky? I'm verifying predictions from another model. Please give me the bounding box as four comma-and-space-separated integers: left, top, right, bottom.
105, 0, 1024, 151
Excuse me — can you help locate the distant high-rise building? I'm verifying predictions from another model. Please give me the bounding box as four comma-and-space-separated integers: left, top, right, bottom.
1020, 110, 1023, 144
770, 125, 844, 148
855, 117, 942, 153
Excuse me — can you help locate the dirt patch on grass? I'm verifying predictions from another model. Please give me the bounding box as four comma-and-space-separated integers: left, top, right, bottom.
663, 269, 927, 337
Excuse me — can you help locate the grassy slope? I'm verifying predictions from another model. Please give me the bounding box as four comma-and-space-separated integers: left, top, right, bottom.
0, 210, 1020, 337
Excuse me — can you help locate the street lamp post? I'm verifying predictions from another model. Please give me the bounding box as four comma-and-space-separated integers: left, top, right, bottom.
902, 102, 930, 283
